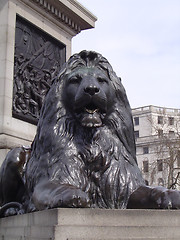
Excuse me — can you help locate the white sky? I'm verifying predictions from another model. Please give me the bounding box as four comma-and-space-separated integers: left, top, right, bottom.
72, 0, 180, 109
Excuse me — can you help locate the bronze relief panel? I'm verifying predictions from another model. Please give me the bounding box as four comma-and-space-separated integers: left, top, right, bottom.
13, 15, 66, 124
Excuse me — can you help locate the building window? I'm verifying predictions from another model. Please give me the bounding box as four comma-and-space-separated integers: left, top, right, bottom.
169, 131, 175, 137
143, 147, 149, 154
145, 179, 149, 185
157, 159, 163, 171
158, 129, 163, 137
158, 178, 164, 186
134, 130, 139, 139
134, 117, 139, 126
169, 117, 174, 125
158, 116, 163, 124
143, 161, 149, 173
177, 150, 180, 168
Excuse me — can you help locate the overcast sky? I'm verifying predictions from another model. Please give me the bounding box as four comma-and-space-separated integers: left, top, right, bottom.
72, 0, 180, 109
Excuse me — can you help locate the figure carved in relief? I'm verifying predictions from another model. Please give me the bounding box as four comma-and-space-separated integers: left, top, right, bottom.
13, 16, 65, 124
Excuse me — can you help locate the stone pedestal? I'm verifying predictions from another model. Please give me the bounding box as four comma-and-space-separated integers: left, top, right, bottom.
0, 0, 97, 165
0, 208, 180, 240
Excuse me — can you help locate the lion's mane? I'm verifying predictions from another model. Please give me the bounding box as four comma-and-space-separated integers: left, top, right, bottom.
26, 51, 144, 209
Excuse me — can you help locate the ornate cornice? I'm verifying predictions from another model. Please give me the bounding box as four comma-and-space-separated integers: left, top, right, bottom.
30, 0, 97, 34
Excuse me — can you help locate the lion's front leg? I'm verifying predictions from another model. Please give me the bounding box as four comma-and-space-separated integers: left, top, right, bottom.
127, 185, 180, 209
32, 180, 91, 210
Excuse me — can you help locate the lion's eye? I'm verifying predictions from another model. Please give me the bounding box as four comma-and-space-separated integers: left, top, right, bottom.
69, 76, 82, 84
97, 77, 108, 83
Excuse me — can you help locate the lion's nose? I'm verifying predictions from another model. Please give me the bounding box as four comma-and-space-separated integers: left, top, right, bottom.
84, 85, 100, 96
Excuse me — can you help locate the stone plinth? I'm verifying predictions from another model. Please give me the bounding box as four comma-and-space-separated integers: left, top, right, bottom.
0, 208, 180, 240
0, 0, 97, 165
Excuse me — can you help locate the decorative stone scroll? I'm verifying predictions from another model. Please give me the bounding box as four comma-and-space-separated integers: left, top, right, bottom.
12, 15, 66, 125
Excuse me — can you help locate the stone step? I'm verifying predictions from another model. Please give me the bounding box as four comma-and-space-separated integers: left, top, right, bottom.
67, 239, 180, 240
55, 225, 180, 239
2, 238, 179, 240
1, 225, 180, 239
0, 208, 180, 240
1, 208, 180, 227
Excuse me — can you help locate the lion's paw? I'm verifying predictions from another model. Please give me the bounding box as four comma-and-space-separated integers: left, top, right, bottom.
51, 188, 91, 208
33, 182, 91, 210
151, 187, 180, 209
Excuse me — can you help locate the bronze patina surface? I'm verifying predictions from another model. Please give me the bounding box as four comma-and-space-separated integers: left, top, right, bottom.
0, 51, 180, 217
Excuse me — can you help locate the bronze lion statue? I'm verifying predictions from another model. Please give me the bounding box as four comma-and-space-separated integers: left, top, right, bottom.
0, 50, 180, 217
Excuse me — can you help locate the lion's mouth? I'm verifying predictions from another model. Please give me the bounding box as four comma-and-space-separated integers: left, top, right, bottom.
84, 103, 99, 114
74, 103, 105, 128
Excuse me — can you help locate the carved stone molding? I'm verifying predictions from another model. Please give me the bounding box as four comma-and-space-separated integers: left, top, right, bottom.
28, 0, 97, 34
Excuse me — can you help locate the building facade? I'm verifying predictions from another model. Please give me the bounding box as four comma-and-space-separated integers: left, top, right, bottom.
132, 105, 180, 189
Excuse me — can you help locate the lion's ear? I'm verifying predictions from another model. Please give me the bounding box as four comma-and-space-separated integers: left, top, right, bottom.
119, 77, 122, 82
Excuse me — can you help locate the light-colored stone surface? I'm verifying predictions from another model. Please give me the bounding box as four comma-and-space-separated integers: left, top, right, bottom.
0, 148, 10, 166
132, 105, 180, 188
0, 0, 96, 164
0, 208, 180, 240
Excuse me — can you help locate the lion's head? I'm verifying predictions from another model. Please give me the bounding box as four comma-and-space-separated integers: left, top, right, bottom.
60, 51, 117, 128
63, 66, 114, 128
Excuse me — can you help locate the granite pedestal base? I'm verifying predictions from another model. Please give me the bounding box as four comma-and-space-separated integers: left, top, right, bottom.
0, 208, 180, 240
